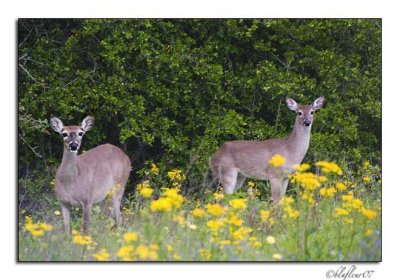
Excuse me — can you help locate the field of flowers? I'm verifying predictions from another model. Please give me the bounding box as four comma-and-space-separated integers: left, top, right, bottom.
18, 157, 381, 262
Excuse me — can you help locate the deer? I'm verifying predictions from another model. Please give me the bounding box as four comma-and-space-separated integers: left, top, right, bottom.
209, 97, 324, 203
50, 116, 131, 234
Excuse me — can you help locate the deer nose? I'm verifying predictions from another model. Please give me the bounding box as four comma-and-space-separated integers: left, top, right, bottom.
69, 142, 79, 151
304, 119, 311, 126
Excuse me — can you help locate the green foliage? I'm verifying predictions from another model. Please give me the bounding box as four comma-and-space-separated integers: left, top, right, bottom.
18, 19, 381, 190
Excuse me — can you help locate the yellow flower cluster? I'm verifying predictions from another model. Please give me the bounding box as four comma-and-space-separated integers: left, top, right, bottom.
167, 169, 186, 182
282, 197, 300, 219
268, 154, 286, 168
93, 249, 110, 261
213, 192, 225, 201
117, 233, 159, 261
72, 231, 93, 246
205, 203, 224, 217
24, 216, 53, 237
123, 232, 139, 242
150, 187, 184, 212
137, 180, 154, 198
139, 187, 154, 198
229, 198, 247, 210
315, 161, 343, 176
192, 208, 205, 218
249, 236, 262, 248
150, 163, 159, 175
290, 172, 321, 190
206, 219, 225, 233
260, 210, 271, 223
320, 187, 337, 198
292, 163, 311, 172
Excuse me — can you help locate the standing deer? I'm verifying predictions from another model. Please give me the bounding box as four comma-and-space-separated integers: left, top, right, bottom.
209, 97, 324, 202
50, 116, 131, 234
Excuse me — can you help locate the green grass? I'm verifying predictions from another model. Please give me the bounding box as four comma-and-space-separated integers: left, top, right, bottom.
18, 161, 381, 262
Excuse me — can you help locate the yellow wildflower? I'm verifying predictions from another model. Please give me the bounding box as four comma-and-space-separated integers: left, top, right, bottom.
363, 176, 371, 183
167, 244, 174, 252
268, 154, 286, 168
334, 208, 349, 217
227, 214, 243, 227
351, 198, 363, 210
205, 203, 224, 217
318, 175, 328, 183
315, 161, 343, 175
336, 182, 347, 192
206, 219, 225, 233
229, 198, 247, 210
320, 187, 336, 198
362, 207, 377, 220
290, 172, 321, 190
72, 234, 92, 245
136, 245, 149, 259
50, 179, 55, 188
150, 198, 173, 212
117, 245, 135, 261
139, 187, 154, 198
192, 208, 205, 218
167, 169, 185, 181
93, 249, 110, 261
269, 217, 275, 225
213, 192, 225, 201
123, 232, 139, 243
342, 193, 354, 202
249, 236, 262, 248
150, 163, 159, 175
231, 227, 252, 242
292, 163, 311, 172
260, 210, 271, 222
54, 210, 61, 216
136, 180, 151, 191
247, 181, 255, 187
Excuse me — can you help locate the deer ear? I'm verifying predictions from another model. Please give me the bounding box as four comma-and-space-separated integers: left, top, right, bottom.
81, 116, 94, 132
50, 117, 64, 133
313, 96, 325, 110
286, 98, 298, 112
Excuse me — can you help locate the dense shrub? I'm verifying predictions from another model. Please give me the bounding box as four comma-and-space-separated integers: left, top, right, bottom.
18, 19, 381, 191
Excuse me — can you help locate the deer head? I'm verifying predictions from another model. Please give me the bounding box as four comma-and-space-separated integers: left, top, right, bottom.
286, 96, 325, 127
50, 116, 94, 153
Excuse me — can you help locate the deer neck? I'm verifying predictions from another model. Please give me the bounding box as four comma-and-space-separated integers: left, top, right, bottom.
287, 120, 311, 161
59, 147, 79, 179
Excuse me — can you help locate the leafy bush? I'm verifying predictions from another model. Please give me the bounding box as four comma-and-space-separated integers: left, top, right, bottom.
18, 19, 381, 193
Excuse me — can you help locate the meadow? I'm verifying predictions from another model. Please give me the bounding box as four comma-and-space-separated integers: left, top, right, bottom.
18, 157, 381, 262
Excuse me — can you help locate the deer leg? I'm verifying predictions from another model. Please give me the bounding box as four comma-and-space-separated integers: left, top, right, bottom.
82, 203, 92, 234
235, 174, 246, 191
270, 178, 284, 203
220, 168, 238, 194
280, 178, 289, 197
111, 188, 124, 229
60, 203, 71, 234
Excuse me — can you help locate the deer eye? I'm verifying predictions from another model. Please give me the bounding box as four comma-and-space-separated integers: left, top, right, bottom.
297, 112, 303, 116
62, 133, 68, 138
78, 132, 84, 136
310, 111, 314, 115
